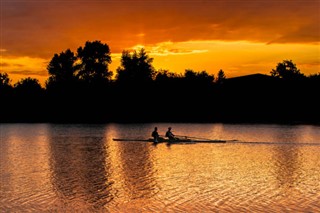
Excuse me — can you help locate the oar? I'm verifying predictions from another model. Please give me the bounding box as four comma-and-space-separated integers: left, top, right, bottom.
174, 135, 212, 141
175, 135, 238, 142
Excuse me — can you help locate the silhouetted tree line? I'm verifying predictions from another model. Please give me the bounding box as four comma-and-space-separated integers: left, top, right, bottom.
1, 41, 319, 123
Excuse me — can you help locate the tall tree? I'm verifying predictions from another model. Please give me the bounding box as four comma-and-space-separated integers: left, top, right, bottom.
46, 49, 77, 88
116, 48, 154, 85
270, 60, 305, 80
77, 41, 112, 84
216, 69, 226, 84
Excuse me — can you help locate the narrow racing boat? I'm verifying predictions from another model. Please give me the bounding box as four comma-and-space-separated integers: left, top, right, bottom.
112, 138, 227, 143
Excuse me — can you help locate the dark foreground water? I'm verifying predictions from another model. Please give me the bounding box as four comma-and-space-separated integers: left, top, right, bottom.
1, 123, 319, 212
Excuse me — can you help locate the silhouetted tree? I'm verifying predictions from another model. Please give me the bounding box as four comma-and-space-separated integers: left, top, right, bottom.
306, 72, 320, 100
270, 60, 305, 80
154, 69, 180, 83
0, 72, 13, 122
116, 48, 154, 85
0, 72, 13, 100
0, 72, 12, 90
216, 69, 226, 84
11, 77, 45, 122
77, 41, 112, 85
46, 49, 77, 89
14, 77, 43, 94
308, 72, 320, 80
153, 69, 183, 97
181, 69, 215, 120
184, 69, 214, 86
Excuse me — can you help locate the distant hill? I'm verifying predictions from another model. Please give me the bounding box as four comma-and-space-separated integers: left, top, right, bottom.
225, 73, 277, 85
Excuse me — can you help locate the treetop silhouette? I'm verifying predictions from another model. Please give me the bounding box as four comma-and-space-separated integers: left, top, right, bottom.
270, 59, 305, 80
77, 41, 112, 85
116, 48, 154, 85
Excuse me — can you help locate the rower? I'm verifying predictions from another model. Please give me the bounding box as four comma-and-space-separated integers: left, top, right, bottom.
152, 127, 160, 143
165, 127, 177, 142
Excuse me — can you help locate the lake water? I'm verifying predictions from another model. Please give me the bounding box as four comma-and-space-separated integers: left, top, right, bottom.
1, 123, 319, 212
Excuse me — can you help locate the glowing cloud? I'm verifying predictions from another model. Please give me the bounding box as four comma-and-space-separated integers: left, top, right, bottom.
0, 56, 49, 84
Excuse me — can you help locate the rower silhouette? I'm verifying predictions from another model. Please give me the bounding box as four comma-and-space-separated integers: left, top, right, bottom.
151, 127, 160, 143
165, 127, 177, 142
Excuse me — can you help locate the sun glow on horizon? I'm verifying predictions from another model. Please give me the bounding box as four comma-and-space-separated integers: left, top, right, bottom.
0, 56, 49, 85
110, 40, 320, 78
1, 39, 320, 85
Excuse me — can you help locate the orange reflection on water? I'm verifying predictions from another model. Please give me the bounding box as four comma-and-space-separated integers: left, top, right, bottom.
1, 123, 319, 212
46, 125, 115, 211
105, 124, 159, 202
0, 124, 53, 210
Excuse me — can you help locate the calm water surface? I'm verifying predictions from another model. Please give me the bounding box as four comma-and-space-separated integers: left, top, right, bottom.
1, 123, 319, 212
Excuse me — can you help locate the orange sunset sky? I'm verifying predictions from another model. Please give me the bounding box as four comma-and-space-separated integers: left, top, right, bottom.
1, 0, 320, 85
